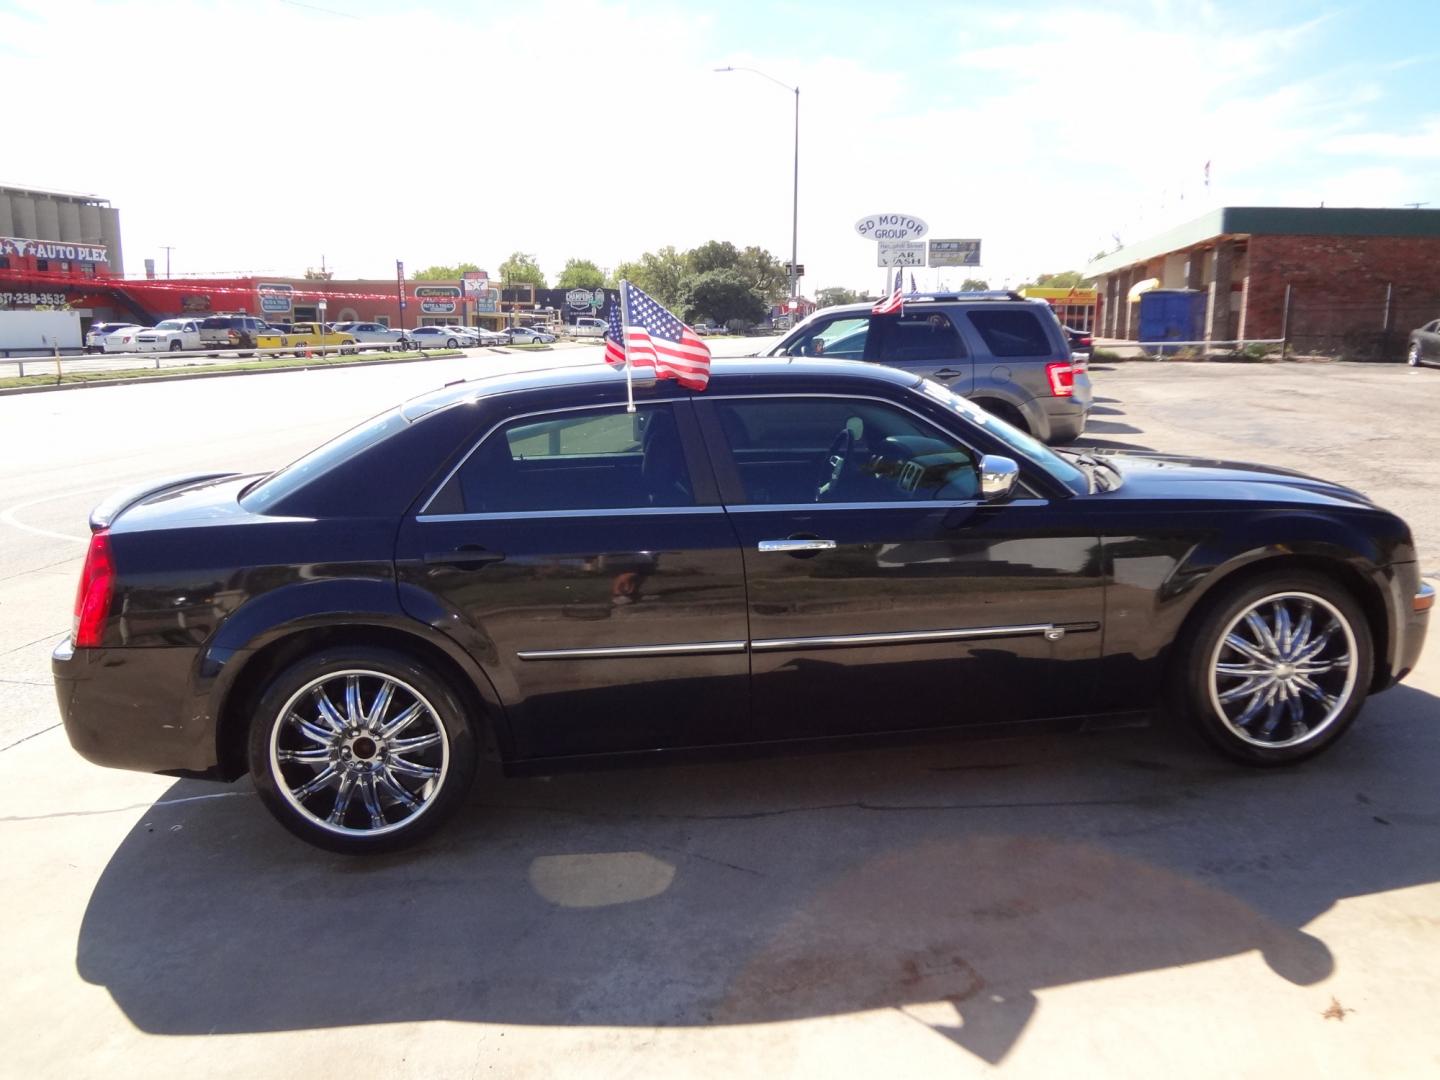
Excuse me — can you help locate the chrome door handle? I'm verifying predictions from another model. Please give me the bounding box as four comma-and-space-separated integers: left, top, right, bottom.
934, 367, 963, 378
758, 539, 836, 553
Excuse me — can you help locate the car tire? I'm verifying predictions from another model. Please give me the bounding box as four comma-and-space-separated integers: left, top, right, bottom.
247, 645, 479, 854
446, 337, 458, 349
973, 398, 1029, 435
1408, 343, 1423, 367
1171, 570, 1373, 767
169, 340, 182, 352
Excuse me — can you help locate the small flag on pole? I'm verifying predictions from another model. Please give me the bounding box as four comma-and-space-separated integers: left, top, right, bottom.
872, 266, 904, 315
908, 272, 919, 296
604, 280, 713, 391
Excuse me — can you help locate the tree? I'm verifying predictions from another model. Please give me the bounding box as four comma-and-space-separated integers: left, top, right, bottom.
681, 269, 768, 328
498, 252, 547, 288
1018, 270, 1084, 290
631, 246, 691, 309
733, 245, 789, 306
688, 240, 738, 275
960, 277, 991, 292
413, 262, 481, 280
556, 258, 605, 290
816, 287, 863, 308
609, 260, 643, 288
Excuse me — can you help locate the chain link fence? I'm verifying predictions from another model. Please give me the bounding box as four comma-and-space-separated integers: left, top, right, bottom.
1283, 284, 1438, 362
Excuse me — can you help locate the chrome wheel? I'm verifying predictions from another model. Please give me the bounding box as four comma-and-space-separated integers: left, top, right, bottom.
1207, 591, 1358, 749
1409, 343, 1422, 367
270, 669, 450, 838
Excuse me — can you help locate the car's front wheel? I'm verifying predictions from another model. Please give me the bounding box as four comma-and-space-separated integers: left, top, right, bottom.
1173, 571, 1373, 765
1408, 343, 1423, 367
247, 646, 478, 853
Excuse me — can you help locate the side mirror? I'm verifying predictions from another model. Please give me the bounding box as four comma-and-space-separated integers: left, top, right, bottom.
978, 455, 1019, 502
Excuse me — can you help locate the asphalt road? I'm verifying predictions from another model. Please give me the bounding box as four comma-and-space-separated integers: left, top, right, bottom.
2, 351, 1438, 1078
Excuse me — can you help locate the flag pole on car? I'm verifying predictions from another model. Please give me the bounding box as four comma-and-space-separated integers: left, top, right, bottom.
604, 281, 714, 409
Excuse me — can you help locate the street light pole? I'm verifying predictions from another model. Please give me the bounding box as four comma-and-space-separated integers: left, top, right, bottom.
715, 66, 800, 303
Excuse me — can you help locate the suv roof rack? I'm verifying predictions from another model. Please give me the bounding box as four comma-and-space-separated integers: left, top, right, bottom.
905, 290, 1027, 303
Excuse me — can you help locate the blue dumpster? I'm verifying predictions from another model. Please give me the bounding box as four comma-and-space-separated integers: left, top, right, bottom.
1138, 289, 1206, 354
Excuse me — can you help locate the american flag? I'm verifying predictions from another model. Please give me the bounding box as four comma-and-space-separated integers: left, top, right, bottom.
909, 272, 919, 296
605, 280, 712, 390
872, 266, 904, 315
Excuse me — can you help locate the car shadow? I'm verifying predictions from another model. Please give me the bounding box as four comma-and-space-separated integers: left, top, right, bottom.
1082, 419, 1145, 435
76, 685, 1440, 1063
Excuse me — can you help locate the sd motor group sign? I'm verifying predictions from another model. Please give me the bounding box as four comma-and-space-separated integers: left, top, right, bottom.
854, 214, 929, 241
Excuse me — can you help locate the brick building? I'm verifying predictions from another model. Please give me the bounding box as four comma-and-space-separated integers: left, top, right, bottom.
1086, 207, 1440, 357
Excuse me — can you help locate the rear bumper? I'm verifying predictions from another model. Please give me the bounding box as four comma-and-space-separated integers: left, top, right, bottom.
52, 639, 221, 777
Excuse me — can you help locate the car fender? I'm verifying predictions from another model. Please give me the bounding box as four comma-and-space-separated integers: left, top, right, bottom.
199, 578, 510, 753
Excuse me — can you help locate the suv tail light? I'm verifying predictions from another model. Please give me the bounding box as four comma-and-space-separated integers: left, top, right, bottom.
73, 530, 115, 648
1046, 361, 1077, 397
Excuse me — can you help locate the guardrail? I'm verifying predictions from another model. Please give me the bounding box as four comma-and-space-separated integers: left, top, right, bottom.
1, 339, 428, 378
1095, 338, 1287, 360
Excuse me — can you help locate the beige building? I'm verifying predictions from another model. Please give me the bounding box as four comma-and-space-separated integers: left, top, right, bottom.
0, 183, 124, 275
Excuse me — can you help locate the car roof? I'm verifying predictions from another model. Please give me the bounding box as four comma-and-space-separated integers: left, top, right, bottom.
401, 357, 917, 421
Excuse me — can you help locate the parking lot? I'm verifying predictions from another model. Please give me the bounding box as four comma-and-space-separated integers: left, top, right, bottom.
2, 354, 1438, 1077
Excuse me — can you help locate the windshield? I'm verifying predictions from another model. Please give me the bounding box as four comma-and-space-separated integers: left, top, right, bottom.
917, 378, 1087, 494
240, 409, 409, 513
154, 320, 187, 331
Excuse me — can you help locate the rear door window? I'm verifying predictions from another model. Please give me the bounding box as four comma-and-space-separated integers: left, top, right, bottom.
871, 312, 967, 365
967, 309, 1054, 357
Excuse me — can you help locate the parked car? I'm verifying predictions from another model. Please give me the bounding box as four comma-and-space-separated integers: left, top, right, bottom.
199, 314, 271, 351
255, 322, 359, 355
506, 326, 556, 345
768, 291, 1091, 444
339, 321, 408, 346
568, 316, 608, 339
100, 326, 149, 353
1408, 318, 1440, 367
53, 358, 1430, 853
85, 322, 143, 352
408, 326, 467, 349
1064, 325, 1093, 358
694, 323, 724, 336
464, 326, 509, 346
133, 318, 204, 352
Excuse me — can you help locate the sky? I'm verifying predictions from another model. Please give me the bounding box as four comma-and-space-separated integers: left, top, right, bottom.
2, 0, 1437, 294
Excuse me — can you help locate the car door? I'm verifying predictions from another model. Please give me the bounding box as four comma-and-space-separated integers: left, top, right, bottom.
695, 392, 1103, 741
1423, 320, 1440, 361
395, 397, 751, 761
864, 309, 974, 393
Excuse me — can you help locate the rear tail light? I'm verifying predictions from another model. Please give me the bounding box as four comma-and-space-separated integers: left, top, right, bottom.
1046, 362, 1076, 397
1079, 335, 1093, 348
72, 530, 115, 648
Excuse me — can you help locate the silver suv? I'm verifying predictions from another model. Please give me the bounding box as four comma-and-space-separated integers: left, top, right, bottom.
766, 291, 1091, 443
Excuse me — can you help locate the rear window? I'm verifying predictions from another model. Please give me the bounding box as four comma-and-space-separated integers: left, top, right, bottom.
967, 309, 1053, 357
240, 411, 409, 513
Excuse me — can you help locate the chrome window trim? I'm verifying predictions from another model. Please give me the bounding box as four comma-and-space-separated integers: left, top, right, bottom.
518, 640, 747, 661
751, 623, 1068, 652
700, 391, 1052, 503
418, 399, 691, 517
419, 506, 726, 523
727, 498, 1048, 513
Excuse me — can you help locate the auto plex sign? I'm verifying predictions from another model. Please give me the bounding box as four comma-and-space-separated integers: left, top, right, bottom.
0, 236, 109, 264
853, 213, 929, 241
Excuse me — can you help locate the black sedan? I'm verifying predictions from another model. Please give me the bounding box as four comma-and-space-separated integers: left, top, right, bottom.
54, 359, 1431, 853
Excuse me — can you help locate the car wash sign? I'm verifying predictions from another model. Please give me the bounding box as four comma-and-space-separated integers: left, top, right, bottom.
565, 287, 605, 311
854, 213, 929, 241
415, 284, 459, 315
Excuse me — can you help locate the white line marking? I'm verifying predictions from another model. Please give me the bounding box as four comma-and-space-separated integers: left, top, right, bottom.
0, 484, 113, 543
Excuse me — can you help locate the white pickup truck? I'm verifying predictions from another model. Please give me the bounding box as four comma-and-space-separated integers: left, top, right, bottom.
567, 316, 607, 338
134, 318, 204, 352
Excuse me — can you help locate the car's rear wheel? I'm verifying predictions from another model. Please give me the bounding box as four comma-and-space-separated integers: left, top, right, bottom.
446, 337, 458, 348
1409, 343, 1423, 367
247, 646, 478, 853
973, 398, 1029, 435
1173, 571, 1372, 765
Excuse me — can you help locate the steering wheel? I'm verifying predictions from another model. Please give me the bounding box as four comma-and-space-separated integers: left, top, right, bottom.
814, 428, 854, 502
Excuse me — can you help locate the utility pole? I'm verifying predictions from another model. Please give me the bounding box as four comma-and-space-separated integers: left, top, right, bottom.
160, 245, 175, 278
